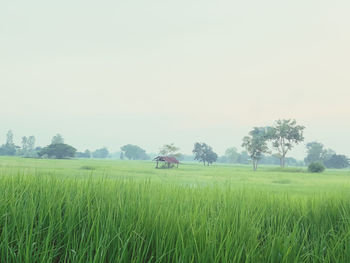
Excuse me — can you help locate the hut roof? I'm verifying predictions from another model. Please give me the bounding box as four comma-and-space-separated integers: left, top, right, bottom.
153, 156, 179, 164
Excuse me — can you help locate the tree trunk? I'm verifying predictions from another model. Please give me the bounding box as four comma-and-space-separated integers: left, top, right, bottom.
280, 155, 285, 168
253, 159, 257, 171
156, 161, 159, 168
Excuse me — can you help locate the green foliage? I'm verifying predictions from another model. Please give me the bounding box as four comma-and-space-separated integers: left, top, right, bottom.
92, 147, 109, 158
308, 162, 325, 173
19, 135, 37, 157
51, 133, 64, 144
159, 143, 181, 158
0, 130, 17, 156
121, 144, 149, 160
304, 141, 324, 165
192, 142, 218, 166
39, 143, 77, 159
270, 119, 305, 167
242, 127, 270, 170
225, 147, 239, 163
324, 154, 350, 169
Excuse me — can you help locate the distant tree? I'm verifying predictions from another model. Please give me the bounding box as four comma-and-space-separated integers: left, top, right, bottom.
6, 130, 14, 146
159, 143, 181, 158
76, 150, 91, 158
20, 135, 37, 157
237, 151, 250, 164
192, 142, 218, 166
92, 147, 109, 158
21, 136, 28, 152
321, 148, 336, 163
304, 142, 324, 165
120, 152, 124, 160
323, 154, 349, 169
225, 147, 240, 163
27, 136, 35, 152
270, 119, 305, 168
0, 130, 17, 156
39, 143, 76, 159
51, 134, 64, 144
242, 127, 270, 171
120, 144, 149, 160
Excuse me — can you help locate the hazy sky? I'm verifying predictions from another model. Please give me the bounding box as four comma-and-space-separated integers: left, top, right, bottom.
1, 0, 349, 158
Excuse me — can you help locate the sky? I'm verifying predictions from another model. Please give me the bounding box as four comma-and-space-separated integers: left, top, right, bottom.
1, 0, 349, 158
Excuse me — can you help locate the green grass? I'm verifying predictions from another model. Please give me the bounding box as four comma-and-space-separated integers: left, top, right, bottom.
0, 157, 350, 262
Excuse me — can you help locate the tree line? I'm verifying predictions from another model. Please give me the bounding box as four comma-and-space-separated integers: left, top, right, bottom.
0, 119, 349, 170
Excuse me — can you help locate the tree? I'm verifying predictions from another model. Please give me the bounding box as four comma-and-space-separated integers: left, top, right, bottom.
304, 142, 324, 165
237, 151, 250, 164
120, 152, 124, 160
39, 143, 76, 159
324, 154, 349, 169
27, 136, 35, 152
51, 134, 64, 144
225, 147, 240, 163
270, 119, 305, 168
0, 130, 16, 156
92, 147, 109, 158
20, 135, 37, 157
242, 127, 270, 171
21, 136, 28, 152
192, 142, 218, 166
120, 144, 149, 160
159, 143, 181, 158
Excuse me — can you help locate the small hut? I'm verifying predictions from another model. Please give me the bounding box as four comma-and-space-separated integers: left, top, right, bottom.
153, 156, 179, 169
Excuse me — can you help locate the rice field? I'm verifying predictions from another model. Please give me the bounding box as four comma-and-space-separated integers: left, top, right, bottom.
0, 157, 350, 262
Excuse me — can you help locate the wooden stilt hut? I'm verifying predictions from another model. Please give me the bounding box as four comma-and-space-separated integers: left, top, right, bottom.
153, 156, 179, 169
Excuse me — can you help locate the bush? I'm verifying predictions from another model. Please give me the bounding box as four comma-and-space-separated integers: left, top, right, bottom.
308, 162, 325, 173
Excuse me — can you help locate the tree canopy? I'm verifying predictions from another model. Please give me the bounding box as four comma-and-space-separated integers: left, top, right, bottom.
192, 142, 218, 166
92, 147, 109, 158
242, 127, 270, 171
270, 119, 305, 167
120, 144, 149, 160
159, 143, 181, 158
39, 143, 76, 159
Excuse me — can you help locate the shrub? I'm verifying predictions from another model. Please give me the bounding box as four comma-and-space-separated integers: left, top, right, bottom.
308, 162, 325, 173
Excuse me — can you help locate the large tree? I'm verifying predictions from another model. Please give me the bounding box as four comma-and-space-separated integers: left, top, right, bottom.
92, 147, 109, 158
192, 142, 218, 166
324, 154, 349, 169
120, 144, 149, 160
225, 147, 240, 163
304, 142, 324, 165
20, 135, 36, 157
242, 127, 270, 171
270, 119, 305, 168
39, 143, 76, 159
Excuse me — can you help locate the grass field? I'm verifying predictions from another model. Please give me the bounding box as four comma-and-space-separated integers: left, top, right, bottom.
0, 157, 350, 262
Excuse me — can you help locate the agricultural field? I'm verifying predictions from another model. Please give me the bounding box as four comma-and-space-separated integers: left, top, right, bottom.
0, 157, 350, 262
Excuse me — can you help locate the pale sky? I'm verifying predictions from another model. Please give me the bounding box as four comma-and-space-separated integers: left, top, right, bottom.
1, 0, 349, 158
